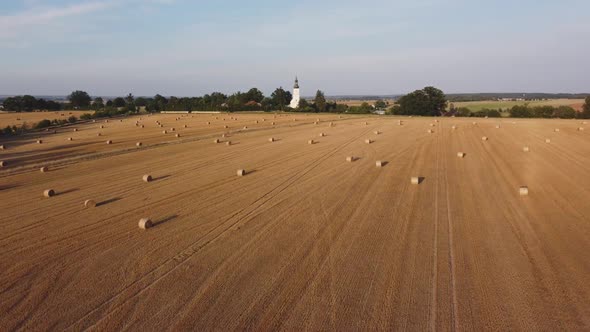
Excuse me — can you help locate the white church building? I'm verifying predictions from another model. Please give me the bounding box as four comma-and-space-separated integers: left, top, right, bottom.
289, 76, 300, 109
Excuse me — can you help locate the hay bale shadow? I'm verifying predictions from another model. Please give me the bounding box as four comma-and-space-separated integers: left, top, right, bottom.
153, 214, 179, 227
96, 197, 122, 207
154, 175, 171, 181
57, 188, 80, 196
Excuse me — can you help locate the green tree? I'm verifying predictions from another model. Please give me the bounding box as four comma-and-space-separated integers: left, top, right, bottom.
348, 102, 373, 114
455, 107, 471, 117
314, 90, 327, 112
112, 97, 126, 108
125, 93, 134, 104
93, 97, 104, 109
35, 119, 52, 129
261, 97, 273, 111
510, 105, 532, 118
245, 88, 264, 103
581, 97, 590, 118
271, 87, 291, 111
374, 100, 387, 109
553, 106, 576, 119
298, 98, 309, 110
135, 97, 147, 107
68, 90, 91, 108
396, 87, 447, 116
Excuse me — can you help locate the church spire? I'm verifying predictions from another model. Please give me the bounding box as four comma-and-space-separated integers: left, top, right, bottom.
294, 76, 299, 89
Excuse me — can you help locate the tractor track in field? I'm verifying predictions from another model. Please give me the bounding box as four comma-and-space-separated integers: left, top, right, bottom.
64, 125, 375, 331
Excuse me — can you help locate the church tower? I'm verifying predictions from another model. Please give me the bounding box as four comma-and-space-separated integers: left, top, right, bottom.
289, 76, 300, 109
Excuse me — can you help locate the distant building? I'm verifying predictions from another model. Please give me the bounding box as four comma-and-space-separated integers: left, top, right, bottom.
289, 76, 300, 109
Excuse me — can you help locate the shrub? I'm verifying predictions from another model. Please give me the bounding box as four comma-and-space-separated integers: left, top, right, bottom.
553, 106, 576, 119
35, 119, 52, 129
67, 116, 77, 123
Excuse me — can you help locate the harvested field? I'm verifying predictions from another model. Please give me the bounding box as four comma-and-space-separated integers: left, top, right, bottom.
453, 98, 585, 112
1, 113, 589, 330
0, 110, 93, 128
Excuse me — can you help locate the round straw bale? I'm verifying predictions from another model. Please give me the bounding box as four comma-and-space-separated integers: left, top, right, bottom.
346, 156, 355, 162
319, 133, 326, 137
457, 152, 465, 158
545, 138, 551, 143
427, 129, 433, 134
452, 125, 457, 130
163, 130, 167, 134
243, 126, 248, 129
44, 189, 55, 197
40, 166, 48, 172
523, 146, 530, 152
268, 137, 275, 142
554, 128, 560, 132
365, 139, 373, 144
519, 186, 529, 196
141, 125, 145, 128
73, 128, 78, 132
0, 144, 4, 150
271, 122, 276, 125
411, 177, 420, 185
237, 169, 246, 176
100, 125, 104, 129
84, 199, 96, 208
226, 141, 232, 146
143, 174, 153, 182
374, 131, 381, 135
214, 138, 220, 143
308, 139, 315, 145
578, 127, 584, 131
0, 161, 5, 167
175, 134, 181, 138
184, 125, 188, 128
136, 142, 142, 147
106, 140, 112, 144
481, 136, 488, 141
68, 137, 73, 141
139, 218, 153, 230
375, 160, 384, 167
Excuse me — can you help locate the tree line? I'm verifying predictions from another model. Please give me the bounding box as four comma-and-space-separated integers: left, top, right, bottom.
3, 87, 589, 120
390, 87, 590, 119
2, 95, 62, 112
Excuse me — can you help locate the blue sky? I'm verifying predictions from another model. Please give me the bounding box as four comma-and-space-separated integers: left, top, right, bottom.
1, 0, 589, 96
